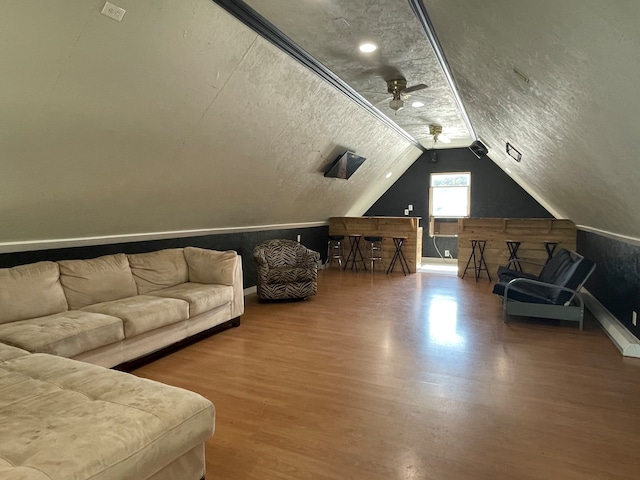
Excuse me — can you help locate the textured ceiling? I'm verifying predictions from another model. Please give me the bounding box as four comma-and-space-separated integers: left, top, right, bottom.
243, 0, 473, 149
422, 0, 640, 239
243, 0, 640, 240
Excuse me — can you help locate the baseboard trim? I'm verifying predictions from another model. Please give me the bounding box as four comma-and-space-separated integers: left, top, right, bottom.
583, 289, 640, 358
243, 286, 257, 296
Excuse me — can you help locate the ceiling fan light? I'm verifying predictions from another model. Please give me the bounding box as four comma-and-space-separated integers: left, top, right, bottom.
429, 124, 450, 144
389, 98, 404, 111
359, 43, 377, 53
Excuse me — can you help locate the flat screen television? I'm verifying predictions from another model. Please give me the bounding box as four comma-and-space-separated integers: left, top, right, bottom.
324, 151, 366, 180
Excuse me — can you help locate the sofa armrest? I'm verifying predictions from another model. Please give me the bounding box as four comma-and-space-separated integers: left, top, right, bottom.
231, 255, 245, 318
504, 277, 583, 307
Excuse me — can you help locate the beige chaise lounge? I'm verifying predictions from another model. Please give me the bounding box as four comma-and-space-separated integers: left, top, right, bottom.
0, 342, 214, 480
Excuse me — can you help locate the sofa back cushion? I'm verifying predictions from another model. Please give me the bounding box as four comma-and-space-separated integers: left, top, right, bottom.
58, 254, 138, 310
127, 249, 189, 294
184, 247, 237, 286
0, 262, 68, 324
548, 255, 596, 305
539, 249, 573, 283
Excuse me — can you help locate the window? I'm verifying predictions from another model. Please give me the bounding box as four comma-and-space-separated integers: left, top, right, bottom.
429, 172, 471, 218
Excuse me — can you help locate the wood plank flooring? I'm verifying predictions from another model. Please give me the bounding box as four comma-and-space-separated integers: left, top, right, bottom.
133, 268, 640, 480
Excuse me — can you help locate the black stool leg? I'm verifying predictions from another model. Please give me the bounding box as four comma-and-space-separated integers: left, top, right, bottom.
477, 240, 491, 282
506, 241, 522, 272
462, 240, 478, 279
544, 242, 558, 265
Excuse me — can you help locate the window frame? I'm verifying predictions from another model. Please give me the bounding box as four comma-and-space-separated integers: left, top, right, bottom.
428, 172, 471, 219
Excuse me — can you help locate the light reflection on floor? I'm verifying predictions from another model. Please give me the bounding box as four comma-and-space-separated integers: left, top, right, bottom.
419, 258, 458, 274
427, 295, 465, 347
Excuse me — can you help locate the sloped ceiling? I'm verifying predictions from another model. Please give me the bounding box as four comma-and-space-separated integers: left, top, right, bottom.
0, 0, 421, 246
422, 0, 640, 240
242, 0, 640, 241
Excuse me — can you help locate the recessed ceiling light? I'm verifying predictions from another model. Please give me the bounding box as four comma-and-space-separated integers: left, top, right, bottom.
385, 172, 392, 179
411, 101, 425, 108
359, 43, 377, 53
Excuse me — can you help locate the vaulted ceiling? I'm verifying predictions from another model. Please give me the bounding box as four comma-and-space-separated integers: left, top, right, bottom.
242, 0, 640, 241
2, 0, 640, 247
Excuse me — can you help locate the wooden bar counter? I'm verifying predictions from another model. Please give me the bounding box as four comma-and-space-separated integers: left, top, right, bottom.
329, 217, 422, 273
457, 218, 577, 278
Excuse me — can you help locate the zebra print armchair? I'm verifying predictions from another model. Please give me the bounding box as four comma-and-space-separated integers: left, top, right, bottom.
253, 239, 320, 300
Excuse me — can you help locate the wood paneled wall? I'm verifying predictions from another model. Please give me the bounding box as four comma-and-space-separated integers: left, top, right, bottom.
457, 218, 577, 278
329, 217, 422, 273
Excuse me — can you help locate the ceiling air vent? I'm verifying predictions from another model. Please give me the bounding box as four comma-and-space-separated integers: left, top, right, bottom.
506, 142, 522, 162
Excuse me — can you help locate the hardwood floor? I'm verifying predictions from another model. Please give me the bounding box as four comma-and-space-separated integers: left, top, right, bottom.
134, 268, 640, 480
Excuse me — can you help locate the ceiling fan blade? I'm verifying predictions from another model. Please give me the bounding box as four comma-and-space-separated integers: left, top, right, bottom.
402, 83, 428, 94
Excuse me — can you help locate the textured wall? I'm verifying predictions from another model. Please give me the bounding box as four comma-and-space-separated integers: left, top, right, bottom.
577, 231, 640, 340
365, 148, 551, 258
0, 0, 420, 246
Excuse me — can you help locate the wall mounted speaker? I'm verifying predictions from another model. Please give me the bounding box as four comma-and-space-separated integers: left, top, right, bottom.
469, 140, 488, 159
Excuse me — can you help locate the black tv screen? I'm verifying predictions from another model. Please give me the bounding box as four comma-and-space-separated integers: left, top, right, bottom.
324, 151, 366, 180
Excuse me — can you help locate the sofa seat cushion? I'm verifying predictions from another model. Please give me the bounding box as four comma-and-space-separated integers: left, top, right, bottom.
0, 311, 124, 358
148, 282, 233, 317
266, 266, 315, 284
81, 295, 189, 338
0, 460, 51, 480
492, 281, 554, 305
0, 343, 30, 362
0, 353, 214, 480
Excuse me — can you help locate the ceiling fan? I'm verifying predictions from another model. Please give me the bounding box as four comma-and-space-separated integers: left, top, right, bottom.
385, 78, 429, 112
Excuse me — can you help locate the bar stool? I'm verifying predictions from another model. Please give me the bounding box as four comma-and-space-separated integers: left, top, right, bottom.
462, 239, 491, 282
543, 241, 559, 265
327, 235, 344, 268
344, 234, 367, 271
364, 236, 385, 271
386, 237, 409, 276
505, 240, 522, 272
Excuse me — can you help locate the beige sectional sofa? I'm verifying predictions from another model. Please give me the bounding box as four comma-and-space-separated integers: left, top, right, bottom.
0, 246, 244, 368
0, 247, 245, 480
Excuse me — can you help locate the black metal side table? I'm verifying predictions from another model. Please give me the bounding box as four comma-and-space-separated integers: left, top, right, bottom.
461, 239, 492, 282
344, 235, 367, 271
543, 241, 559, 264
386, 237, 409, 275
505, 240, 522, 272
